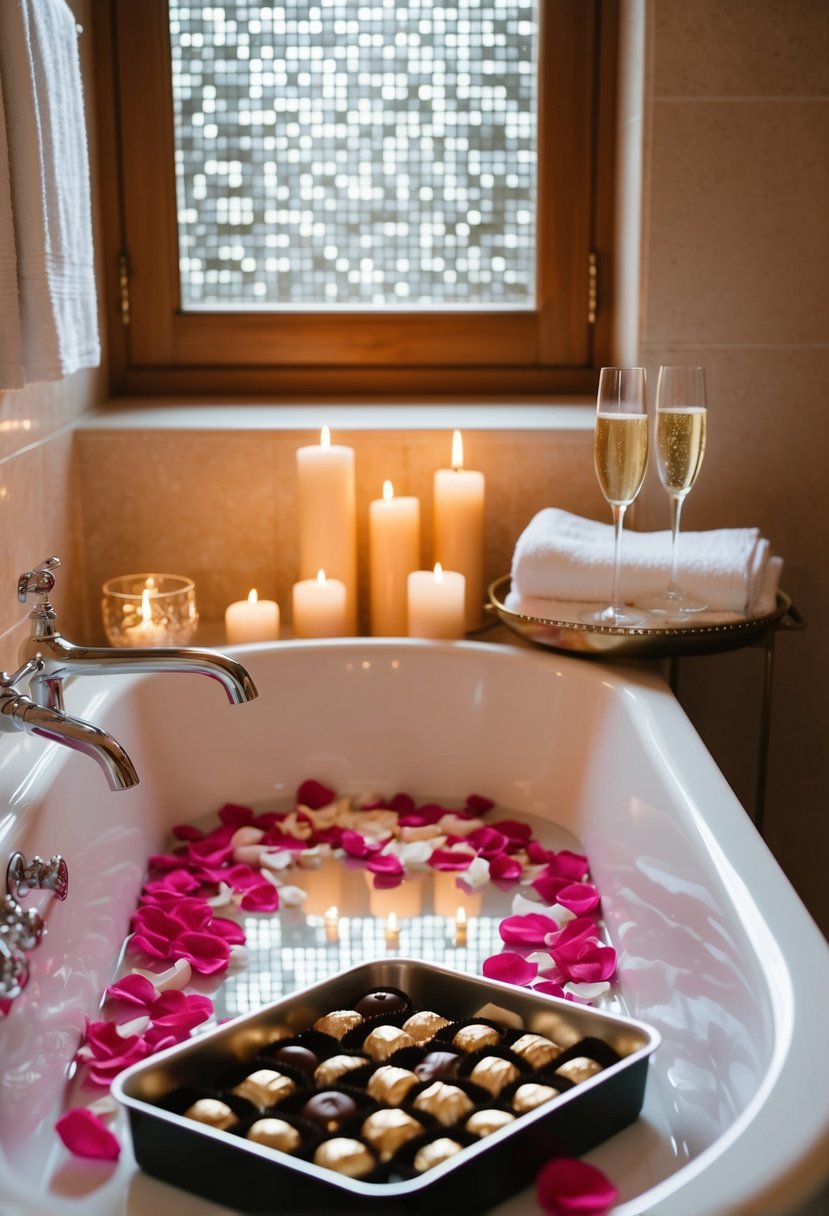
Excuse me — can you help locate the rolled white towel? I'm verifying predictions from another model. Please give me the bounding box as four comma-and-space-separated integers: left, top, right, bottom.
507, 508, 782, 620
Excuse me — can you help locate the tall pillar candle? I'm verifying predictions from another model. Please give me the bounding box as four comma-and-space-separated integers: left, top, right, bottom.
433, 430, 485, 630
369, 480, 421, 636
297, 426, 358, 633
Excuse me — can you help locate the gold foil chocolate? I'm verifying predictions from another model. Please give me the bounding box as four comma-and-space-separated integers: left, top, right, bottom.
182, 1098, 237, 1130
511, 1082, 560, 1113
231, 1068, 296, 1110
468, 1055, 521, 1097
413, 1136, 464, 1173
313, 1136, 377, 1178
366, 1064, 419, 1106
246, 1117, 301, 1153
510, 1032, 562, 1070
465, 1108, 517, 1137
362, 1024, 416, 1061
360, 1108, 423, 1160
452, 1023, 501, 1053
555, 1056, 603, 1084
313, 1053, 368, 1086
402, 1010, 451, 1044
412, 1081, 474, 1126
312, 1009, 363, 1039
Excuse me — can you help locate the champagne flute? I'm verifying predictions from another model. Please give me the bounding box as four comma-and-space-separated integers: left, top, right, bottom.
580, 367, 649, 627
640, 365, 708, 615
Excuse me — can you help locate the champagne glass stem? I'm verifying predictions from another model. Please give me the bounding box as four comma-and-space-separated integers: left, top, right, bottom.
609, 503, 628, 611
667, 493, 686, 596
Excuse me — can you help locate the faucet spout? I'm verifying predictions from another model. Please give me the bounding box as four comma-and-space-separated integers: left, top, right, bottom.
21, 635, 259, 710
0, 688, 139, 791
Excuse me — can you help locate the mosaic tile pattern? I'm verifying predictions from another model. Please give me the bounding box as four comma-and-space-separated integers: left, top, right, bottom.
170, 1, 538, 308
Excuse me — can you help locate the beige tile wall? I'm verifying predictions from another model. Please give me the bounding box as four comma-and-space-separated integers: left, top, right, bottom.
637, 0, 829, 931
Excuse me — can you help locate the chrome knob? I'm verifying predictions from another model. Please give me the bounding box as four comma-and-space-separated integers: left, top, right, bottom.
7, 852, 69, 901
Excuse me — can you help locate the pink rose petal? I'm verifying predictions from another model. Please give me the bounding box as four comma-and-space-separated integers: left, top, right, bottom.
171, 931, 232, 975
218, 802, 256, 828
105, 974, 157, 1008
56, 1108, 121, 1161
489, 851, 523, 882
296, 779, 336, 809
465, 793, 494, 815
499, 912, 560, 946
536, 1157, 618, 1216
428, 847, 474, 872
555, 882, 601, 916
482, 951, 539, 987
341, 830, 382, 859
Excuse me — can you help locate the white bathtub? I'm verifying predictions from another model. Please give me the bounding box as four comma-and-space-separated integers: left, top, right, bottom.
0, 639, 826, 1216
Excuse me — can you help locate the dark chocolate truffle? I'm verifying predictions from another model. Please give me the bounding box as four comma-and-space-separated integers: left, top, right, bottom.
300, 1090, 358, 1133
354, 989, 409, 1018
414, 1051, 459, 1083
313, 1137, 376, 1178
271, 1044, 318, 1075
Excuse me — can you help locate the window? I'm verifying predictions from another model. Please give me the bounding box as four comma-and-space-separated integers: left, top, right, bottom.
96, 1, 617, 397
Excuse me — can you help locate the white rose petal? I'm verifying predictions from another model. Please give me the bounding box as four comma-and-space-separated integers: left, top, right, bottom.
132, 957, 193, 991
463, 856, 491, 887
117, 1015, 151, 1038
277, 885, 307, 907
259, 850, 293, 872
205, 882, 234, 909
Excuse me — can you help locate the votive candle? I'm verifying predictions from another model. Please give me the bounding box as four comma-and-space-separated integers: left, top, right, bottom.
433, 430, 485, 630
225, 589, 280, 644
292, 569, 348, 638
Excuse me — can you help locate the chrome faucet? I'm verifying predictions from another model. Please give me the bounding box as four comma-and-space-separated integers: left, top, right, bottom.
0, 657, 139, 790
17, 558, 258, 713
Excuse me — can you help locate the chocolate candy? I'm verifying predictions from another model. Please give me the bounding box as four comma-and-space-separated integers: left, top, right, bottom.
510, 1033, 562, 1070
231, 1069, 296, 1110
452, 1023, 501, 1053
468, 1055, 521, 1097
555, 1056, 603, 1084
414, 1051, 459, 1083
354, 989, 409, 1018
511, 1082, 560, 1113
246, 1117, 301, 1152
366, 1065, 419, 1107
465, 1108, 517, 1137
313, 1053, 368, 1086
412, 1081, 474, 1126
402, 1010, 451, 1044
271, 1044, 319, 1075
361, 1108, 423, 1160
182, 1098, 237, 1130
312, 1009, 363, 1039
300, 1090, 358, 1133
413, 1136, 464, 1173
362, 1024, 416, 1061
313, 1136, 377, 1178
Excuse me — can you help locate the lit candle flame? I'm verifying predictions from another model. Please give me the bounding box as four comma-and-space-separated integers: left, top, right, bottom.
434, 562, 444, 583
144, 576, 157, 592
324, 905, 339, 942
320, 425, 331, 448
385, 911, 400, 946
247, 589, 258, 604
454, 905, 468, 946
140, 588, 153, 625
383, 479, 394, 501
451, 429, 464, 471
316, 569, 327, 584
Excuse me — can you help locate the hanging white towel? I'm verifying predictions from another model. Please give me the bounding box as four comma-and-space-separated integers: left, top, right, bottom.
0, 0, 100, 388
507, 508, 783, 621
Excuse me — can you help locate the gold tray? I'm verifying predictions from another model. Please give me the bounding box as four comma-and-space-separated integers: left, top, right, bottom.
487, 575, 801, 660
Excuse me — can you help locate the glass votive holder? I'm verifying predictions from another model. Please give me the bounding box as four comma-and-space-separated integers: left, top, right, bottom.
101, 573, 198, 647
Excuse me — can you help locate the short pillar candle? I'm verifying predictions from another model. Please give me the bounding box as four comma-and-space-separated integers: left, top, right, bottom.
225, 589, 280, 644
292, 569, 348, 638
407, 564, 466, 640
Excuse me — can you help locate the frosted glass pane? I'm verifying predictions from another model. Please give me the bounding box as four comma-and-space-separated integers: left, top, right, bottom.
169, 1, 538, 309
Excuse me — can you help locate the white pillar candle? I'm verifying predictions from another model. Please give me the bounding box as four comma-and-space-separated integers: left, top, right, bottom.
369, 480, 421, 636
225, 589, 280, 644
296, 426, 358, 633
433, 430, 486, 630
292, 569, 348, 638
407, 563, 466, 640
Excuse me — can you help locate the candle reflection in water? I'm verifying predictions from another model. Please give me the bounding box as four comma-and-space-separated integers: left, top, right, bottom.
385, 912, 400, 949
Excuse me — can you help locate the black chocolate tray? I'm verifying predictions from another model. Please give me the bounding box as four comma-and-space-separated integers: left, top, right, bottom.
113, 959, 660, 1214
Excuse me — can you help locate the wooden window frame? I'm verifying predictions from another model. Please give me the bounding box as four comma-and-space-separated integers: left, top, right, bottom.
94, 0, 618, 399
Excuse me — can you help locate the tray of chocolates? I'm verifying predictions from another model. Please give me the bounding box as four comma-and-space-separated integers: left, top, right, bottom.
113, 959, 659, 1213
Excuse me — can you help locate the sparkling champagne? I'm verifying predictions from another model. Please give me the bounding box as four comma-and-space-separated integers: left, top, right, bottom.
656, 406, 707, 495
595, 413, 648, 505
